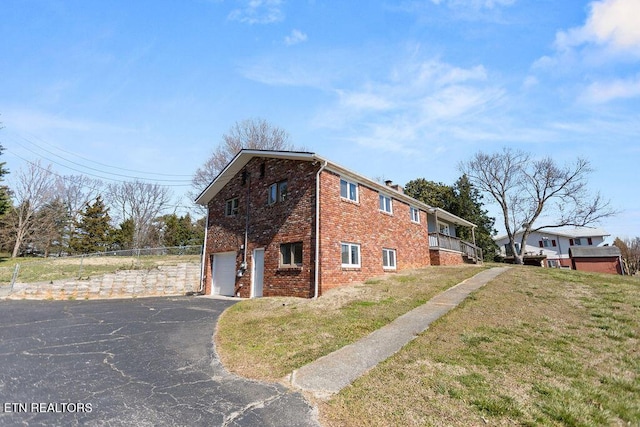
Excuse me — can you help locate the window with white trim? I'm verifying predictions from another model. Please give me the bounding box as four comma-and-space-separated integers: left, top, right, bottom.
410, 207, 420, 223
341, 242, 361, 268
379, 194, 393, 214
225, 198, 239, 217
438, 222, 450, 236
268, 180, 288, 205
280, 242, 303, 267
382, 248, 396, 270
340, 178, 358, 202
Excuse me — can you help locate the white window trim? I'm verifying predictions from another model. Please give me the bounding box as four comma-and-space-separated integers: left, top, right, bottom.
379, 194, 393, 214
341, 242, 361, 268
410, 207, 420, 223
438, 221, 450, 236
340, 178, 359, 202
383, 248, 397, 270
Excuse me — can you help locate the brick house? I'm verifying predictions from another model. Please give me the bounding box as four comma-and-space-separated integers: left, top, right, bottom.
195, 150, 481, 298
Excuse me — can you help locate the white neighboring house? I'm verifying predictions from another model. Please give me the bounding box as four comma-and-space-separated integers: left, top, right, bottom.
494, 226, 610, 268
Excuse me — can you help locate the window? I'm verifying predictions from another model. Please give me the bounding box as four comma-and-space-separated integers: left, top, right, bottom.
268, 180, 288, 205
379, 194, 393, 214
280, 242, 303, 267
340, 178, 358, 202
504, 243, 521, 256
438, 222, 450, 236
539, 238, 557, 248
341, 243, 361, 268
571, 238, 582, 246
547, 260, 559, 268
410, 207, 420, 223
383, 248, 396, 270
225, 198, 239, 217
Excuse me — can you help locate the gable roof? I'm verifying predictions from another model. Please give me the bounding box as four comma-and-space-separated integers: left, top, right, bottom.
195, 149, 476, 228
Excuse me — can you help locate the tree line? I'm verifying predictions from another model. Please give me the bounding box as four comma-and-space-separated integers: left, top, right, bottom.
0, 155, 203, 258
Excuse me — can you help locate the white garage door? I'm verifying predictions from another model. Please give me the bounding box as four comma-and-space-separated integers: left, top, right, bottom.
212, 252, 236, 296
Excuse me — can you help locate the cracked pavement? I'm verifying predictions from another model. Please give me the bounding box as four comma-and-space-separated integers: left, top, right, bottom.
0, 297, 319, 426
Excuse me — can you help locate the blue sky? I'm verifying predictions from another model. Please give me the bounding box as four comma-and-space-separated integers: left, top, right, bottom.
1, 0, 639, 241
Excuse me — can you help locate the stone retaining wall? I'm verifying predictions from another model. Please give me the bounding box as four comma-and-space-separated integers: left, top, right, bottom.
6, 263, 202, 300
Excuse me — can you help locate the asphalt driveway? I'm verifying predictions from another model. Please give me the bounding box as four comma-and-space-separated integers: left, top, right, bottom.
0, 297, 319, 426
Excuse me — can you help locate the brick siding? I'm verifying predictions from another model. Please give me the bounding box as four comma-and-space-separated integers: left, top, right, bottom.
204, 157, 319, 298
430, 249, 465, 266
317, 170, 431, 294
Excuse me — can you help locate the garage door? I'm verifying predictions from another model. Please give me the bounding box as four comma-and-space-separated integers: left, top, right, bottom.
212, 252, 236, 296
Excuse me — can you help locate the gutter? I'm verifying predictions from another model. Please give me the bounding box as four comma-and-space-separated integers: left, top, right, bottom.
314, 159, 328, 299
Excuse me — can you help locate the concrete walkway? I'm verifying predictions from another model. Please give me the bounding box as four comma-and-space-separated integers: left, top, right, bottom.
290, 266, 511, 399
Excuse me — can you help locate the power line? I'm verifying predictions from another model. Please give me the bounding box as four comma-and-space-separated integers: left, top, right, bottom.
7, 136, 192, 184
14, 131, 194, 178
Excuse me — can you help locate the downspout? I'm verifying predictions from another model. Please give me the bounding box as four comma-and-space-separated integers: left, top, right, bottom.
198, 207, 210, 294
242, 171, 251, 274
314, 160, 328, 299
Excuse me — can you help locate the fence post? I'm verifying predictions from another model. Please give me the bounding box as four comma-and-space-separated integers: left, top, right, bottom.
79, 255, 84, 278
10, 264, 20, 291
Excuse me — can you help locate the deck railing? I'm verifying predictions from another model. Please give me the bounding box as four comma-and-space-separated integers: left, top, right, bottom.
429, 232, 483, 263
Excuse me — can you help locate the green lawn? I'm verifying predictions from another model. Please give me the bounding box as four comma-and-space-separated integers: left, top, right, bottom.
0, 254, 201, 285
216, 266, 640, 426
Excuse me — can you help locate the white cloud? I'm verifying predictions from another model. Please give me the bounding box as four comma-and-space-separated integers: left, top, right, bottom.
555, 0, 640, 54
533, 0, 640, 104
228, 0, 284, 24
314, 57, 505, 153
580, 74, 640, 103
284, 29, 307, 46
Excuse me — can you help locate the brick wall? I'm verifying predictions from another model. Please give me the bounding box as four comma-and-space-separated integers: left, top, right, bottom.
430, 249, 465, 266
205, 157, 319, 298
572, 257, 622, 275
318, 170, 431, 294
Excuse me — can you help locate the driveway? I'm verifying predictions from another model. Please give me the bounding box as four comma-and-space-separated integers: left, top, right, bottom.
0, 297, 319, 426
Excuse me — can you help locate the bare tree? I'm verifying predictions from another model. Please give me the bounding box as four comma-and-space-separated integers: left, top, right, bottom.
8, 161, 56, 257
614, 237, 640, 275
55, 175, 104, 251
459, 148, 616, 264
106, 180, 172, 248
190, 118, 296, 204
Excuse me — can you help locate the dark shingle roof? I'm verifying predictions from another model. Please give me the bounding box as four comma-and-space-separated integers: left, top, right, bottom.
569, 246, 621, 258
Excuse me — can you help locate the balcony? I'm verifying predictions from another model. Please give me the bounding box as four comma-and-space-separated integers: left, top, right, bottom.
429, 232, 483, 263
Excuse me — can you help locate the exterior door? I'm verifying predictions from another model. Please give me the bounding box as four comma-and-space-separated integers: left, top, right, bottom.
212, 252, 236, 296
251, 248, 264, 298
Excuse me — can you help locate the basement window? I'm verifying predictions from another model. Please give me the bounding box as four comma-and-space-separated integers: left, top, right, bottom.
341, 242, 361, 268
382, 248, 396, 270
280, 242, 303, 267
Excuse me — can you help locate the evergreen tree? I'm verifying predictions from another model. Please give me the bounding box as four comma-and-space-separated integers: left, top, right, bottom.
405, 175, 498, 261
0, 144, 10, 217
112, 218, 135, 250
451, 175, 498, 261
69, 196, 114, 254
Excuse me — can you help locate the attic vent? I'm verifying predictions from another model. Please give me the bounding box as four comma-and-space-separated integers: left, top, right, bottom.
260, 163, 266, 178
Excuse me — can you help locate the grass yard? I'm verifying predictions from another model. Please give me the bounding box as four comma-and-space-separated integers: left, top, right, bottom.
215, 265, 487, 381
216, 265, 640, 426
0, 254, 201, 285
